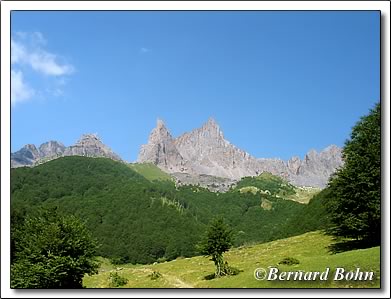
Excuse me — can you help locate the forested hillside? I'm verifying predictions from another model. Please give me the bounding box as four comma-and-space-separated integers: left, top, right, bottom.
11, 156, 329, 265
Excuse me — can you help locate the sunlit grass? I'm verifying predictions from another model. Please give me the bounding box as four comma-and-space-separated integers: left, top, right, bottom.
128, 162, 173, 181
83, 231, 380, 288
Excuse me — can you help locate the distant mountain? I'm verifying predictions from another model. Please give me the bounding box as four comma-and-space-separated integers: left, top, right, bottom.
63, 134, 122, 161
12, 119, 343, 188
11, 144, 41, 168
138, 119, 190, 173
11, 134, 122, 167
39, 141, 66, 159
137, 118, 343, 188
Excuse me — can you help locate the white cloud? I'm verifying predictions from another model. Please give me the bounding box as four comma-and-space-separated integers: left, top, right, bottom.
11, 70, 35, 105
140, 47, 151, 54
11, 32, 74, 105
28, 51, 74, 76
11, 37, 74, 76
31, 31, 47, 46
11, 39, 25, 64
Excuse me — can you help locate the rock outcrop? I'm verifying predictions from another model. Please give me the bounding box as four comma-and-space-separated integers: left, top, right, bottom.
138, 119, 190, 172
288, 145, 343, 187
137, 118, 343, 188
11, 134, 122, 167
174, 118, 259, 179
39, 141, 66, 159
63, 134, 122, 161
11, 144, 41, 168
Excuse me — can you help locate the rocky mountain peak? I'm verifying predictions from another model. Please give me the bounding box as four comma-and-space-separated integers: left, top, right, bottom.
322, 144, 342, 156
140, 118, 271, 179
11, 144, 41, 168
137, 118, 344, 188
203, 117, 219, 129
22, 144, 40, 159
156, 118, 166, 130
39, 141, 66, 158
12, 133, 123, 168
148, 119, 173, 143
64, 133, 122, 161
137, 120, 188, 172
199, 117, 224, 138
76, 133, 100, 144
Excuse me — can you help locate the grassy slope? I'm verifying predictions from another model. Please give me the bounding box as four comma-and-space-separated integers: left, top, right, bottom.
236, 172, 320, 204
128, 163, 173, 181
83, 231, 380, 288
287, 186, 321, 204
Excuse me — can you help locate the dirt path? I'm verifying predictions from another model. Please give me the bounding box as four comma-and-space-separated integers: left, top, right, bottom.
164, 274, 194, 288
136, 267, 194, 288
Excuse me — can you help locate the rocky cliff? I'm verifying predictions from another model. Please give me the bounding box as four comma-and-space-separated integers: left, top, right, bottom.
63, 134, 122, 161
137, 118, 343, 188
138, 119, 190, 173
11, 134, 122, 167
39, 141, 66, 159
11, 144, 41, 168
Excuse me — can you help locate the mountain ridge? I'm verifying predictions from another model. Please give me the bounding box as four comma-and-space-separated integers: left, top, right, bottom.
11, 118, 343, 188
11, 133, 122, 168
137, 118, 343, 188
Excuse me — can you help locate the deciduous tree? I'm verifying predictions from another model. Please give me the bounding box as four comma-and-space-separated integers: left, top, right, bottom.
11, 208, 99, 288
197, 217, 234, 278
326, 102, 381, 244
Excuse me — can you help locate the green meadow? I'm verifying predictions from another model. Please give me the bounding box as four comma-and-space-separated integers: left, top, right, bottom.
83, 231, 380, 288
128, 163, 173, 181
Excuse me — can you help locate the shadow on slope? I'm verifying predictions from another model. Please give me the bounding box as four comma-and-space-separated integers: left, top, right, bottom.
327, 239, 378, 254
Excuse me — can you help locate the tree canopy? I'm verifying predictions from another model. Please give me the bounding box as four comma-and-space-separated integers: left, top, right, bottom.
326, 102, 381, 244
197, 217, 234, 277
11, 208, 99, 288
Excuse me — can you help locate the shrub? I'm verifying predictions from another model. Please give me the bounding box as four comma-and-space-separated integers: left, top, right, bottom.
109, 272, 128, 287
149, 271, 162, 280
278, 257, 300, 265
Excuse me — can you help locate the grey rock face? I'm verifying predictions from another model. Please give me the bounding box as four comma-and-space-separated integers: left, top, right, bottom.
287, 156, 301, 175
138, 119, 191, 173
39, 141, 66, 159
289, 145, 343, 187
63, 134, 122, 161
174, 118, 259, 179
137, 118, 344, 188
11, 134, 122, 167
171, 172, 237, 192
11, 144, 40, 168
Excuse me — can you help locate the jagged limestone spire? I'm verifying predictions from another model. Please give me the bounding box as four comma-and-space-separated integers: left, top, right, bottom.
156, 118, 166, 129
204, 117, 219, 128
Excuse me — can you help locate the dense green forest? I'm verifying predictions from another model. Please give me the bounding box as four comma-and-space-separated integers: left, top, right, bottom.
11, 156, 329, 265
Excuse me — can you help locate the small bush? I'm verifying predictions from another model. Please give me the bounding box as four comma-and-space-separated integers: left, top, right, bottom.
109, 272, 128, 287
156, 257, 168, 263
278, 257, 300, 265
204, 263, 241, 280
149, 271, 162, 280
226, 265, 241, 275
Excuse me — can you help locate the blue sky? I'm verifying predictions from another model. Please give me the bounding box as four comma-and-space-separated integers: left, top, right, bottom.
11, 11, 380, 162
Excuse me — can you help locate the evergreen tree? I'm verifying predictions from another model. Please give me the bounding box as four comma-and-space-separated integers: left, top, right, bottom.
11, 208, 99, 288
197, 217, 234, 278
326, 102, 381, 244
